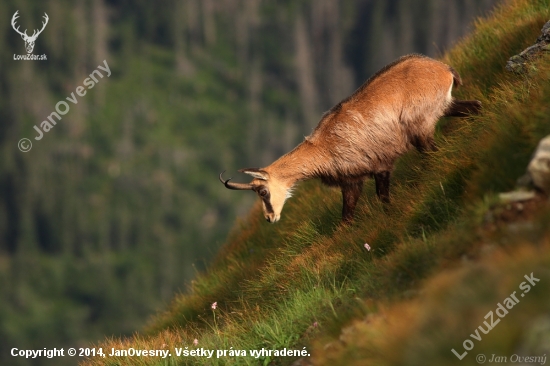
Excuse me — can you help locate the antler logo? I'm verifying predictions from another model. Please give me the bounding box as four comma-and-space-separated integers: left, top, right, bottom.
11, 10, 49, 54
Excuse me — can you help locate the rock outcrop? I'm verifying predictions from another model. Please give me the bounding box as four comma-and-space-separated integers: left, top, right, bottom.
527, 135, 550, 194
506, 20, 550, 73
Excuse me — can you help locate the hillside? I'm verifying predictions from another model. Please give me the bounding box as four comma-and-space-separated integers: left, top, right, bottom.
0, 2, 497, 364
81, 0, 550, 365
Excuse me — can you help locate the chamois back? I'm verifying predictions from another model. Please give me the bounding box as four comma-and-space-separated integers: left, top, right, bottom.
307, 54, 457, 178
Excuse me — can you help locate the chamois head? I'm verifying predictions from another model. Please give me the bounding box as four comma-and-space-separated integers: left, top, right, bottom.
220, 168, 292, 223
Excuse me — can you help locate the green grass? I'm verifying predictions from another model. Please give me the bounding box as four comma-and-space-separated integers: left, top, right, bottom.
82, 0, 550, 365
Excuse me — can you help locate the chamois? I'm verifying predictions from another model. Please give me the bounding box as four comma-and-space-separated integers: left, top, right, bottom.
220, 54, 481, 223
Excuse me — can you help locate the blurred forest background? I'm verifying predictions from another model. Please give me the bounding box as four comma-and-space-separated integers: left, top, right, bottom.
0, 0, 497, 364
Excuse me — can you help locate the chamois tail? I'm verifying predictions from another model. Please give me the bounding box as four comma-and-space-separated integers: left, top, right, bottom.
449, 66, 462, 87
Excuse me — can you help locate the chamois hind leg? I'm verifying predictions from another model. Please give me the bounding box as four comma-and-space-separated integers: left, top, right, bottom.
411, 134, 437, 154
341, 181, 364, 223
374, 171, 391, 203
444, 100, 482, 117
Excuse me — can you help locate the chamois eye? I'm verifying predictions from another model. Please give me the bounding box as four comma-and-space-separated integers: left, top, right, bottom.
259, 189, 268, 197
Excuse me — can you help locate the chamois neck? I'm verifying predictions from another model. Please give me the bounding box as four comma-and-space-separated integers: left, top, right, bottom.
267, 140, 325, 184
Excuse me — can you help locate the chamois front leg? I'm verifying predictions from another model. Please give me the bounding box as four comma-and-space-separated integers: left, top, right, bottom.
341, 181, 364, 223
374, 171, 391, 203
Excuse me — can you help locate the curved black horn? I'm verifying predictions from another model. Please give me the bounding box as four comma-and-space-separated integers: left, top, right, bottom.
219, 171, 254, 190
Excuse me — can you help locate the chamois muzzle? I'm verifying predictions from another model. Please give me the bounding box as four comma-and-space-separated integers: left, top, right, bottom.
219, 171, 254, 190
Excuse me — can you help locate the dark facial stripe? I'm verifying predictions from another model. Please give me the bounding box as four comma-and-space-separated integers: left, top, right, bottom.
262, 193, 274, 214
257, 186, 274, 214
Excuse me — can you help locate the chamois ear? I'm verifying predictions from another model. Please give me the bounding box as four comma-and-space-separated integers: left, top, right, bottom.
239, 168, 269, 180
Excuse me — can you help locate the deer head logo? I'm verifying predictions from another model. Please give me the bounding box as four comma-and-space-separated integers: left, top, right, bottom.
11, 10, 49, 54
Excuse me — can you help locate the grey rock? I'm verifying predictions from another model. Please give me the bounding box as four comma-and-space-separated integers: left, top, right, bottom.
536, 20, 550, 42
506, 20, 550, 73
527, 135, 550, 194
498, 190, 536, 203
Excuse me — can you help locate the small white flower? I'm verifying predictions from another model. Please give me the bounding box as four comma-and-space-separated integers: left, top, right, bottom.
193, 339, 198, 346
364, 243, 371, 251
211, 302, 218, 310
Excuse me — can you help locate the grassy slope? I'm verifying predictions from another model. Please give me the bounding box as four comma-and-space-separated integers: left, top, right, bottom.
82, 0, 550, 365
